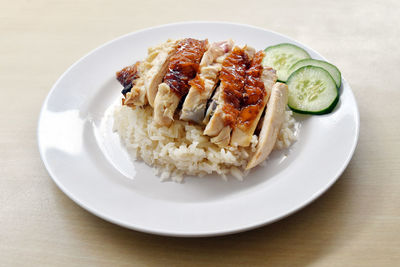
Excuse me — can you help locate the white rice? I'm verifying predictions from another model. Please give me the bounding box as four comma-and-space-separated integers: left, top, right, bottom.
113, 105, 297, 182
275, 109, 298, 150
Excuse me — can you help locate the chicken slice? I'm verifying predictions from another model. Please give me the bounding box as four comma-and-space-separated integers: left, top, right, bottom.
119, 40, 178, 107
246, 82, 289, 170
203, 46, 255, 147
230, 51, 277, 147
203, 84, 222, 131
211, 126, 232, 147
144, 39, 179, 107
180, 40, 234, 123
124, 79, 147, 106
152, 83, 180, 126
116, 61, 142, 106
153, 38, 208, 126
123, 62, 147, 106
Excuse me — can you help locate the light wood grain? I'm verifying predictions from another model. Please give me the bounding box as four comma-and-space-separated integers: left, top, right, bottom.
1, 0, 400, 266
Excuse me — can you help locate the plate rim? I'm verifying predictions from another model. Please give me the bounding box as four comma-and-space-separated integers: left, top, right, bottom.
37, 21, 360, 237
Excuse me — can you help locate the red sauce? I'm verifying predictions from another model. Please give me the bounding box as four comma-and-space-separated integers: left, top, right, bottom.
116, 61, 140, 87
220, 47, 251, 127
164, 38, 208, 98
237, 51, 266, 129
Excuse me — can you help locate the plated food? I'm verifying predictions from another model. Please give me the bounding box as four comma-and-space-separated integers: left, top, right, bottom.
113, 38, 341, 181
39, 22, 358, 235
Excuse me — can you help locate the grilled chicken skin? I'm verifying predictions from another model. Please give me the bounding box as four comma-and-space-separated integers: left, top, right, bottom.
203, 46, 255, 147
116, 61, 141, 88
246, 82, 289, 170
230, 51, 277, 147
153, 38, 208, 126
180, 40, 234, 123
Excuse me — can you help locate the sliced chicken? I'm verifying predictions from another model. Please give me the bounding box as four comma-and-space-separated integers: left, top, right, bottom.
203, 84, 221, 125
153, 38, 208, 126
203, 46, 255, 147
246, 82, 289, 170
152, 83, 180, 126
116, 61, 141, 106
122, 62, 147, 107
119, 40, 179, 107
144, 39, 179, 107
230, 51, 277, 147
180, 40, 234, 123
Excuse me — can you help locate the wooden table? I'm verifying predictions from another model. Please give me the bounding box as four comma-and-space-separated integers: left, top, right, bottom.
1, 0, 399, 265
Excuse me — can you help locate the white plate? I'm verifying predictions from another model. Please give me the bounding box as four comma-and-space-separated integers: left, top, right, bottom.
38, 22, 359, 237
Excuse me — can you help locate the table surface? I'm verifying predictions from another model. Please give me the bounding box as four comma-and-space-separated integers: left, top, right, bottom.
1, 0, 399, 266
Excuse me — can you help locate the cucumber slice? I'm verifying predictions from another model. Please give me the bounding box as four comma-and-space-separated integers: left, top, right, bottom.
289, 59, 342, 88
263, 43, 311, 82
287, 66, 339, 115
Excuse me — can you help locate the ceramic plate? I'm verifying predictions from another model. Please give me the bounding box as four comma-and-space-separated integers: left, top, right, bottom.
38, 22, 359, 237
